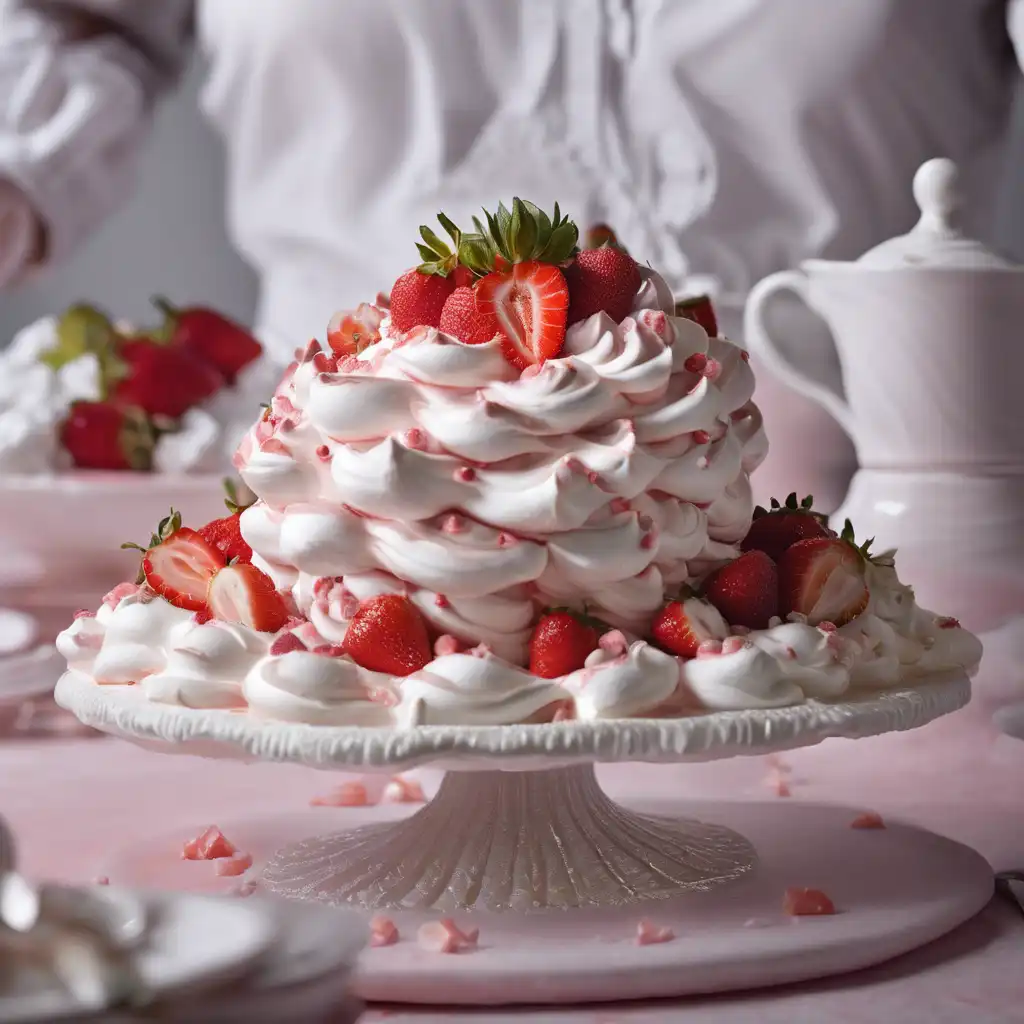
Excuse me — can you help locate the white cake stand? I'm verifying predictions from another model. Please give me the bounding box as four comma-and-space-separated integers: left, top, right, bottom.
55, 669, 993, 1005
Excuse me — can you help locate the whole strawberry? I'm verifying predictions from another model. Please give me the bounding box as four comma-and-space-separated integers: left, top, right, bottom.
389, 269, 456, 332
529, 609, 601, 678
675, 295, 719, 337
154, 298, 263, 384
113, 338, 223, 418
777, 520, 872, 626
651, 595, 729, 658
702, 550, 779, 630
438, 286, 500, 345
60, 402, 155, 471
741, 493, 832, 563
565, 246, 641, 325
343, 594, 432, 676
199, 513, 252, 563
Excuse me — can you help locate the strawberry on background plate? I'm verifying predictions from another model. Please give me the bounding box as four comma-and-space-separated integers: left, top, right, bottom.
777, 520, 874, 626
741, 493, 833, 564
208, 563, 290, 632
113, 337, 223, 419
675, 295, 719, 338
702, 549, 779, 631
60, 402, 155, 471
651, 594, 730, 659
529, 609, 602, 678
153, 298, 263, 384
564, 245, 641, 325
343, 594, 432, 676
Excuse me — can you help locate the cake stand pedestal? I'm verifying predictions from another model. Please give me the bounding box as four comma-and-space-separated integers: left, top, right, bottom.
55, 669, 993, 1005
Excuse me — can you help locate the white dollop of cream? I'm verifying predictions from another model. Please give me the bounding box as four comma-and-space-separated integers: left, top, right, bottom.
681, 643, 805, 710
563, 641, 679, 720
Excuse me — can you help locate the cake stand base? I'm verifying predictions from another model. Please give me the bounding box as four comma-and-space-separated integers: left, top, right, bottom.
98, 798, 994, 1006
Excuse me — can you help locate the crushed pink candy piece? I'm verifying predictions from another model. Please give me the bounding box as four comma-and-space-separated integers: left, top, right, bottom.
369, 915, 400, 948
215, 852, 254, 877
434, 635, 462, 657
937, 616, 961, 629
73, 609, 96, 620
311, 781, 372, 807
850, 811, 886, 830
383, 776, 426, 804
783, 887, 836, 916
102, 582, 139, 609
683, 352, 707, 374
455, 467, 476, 482
599, 630, 629, 657
635, 919, 675, 945
270, 632, 306, 655
417, 918, 479, 954
92, 876, 110, 886
182, 826, 236, 861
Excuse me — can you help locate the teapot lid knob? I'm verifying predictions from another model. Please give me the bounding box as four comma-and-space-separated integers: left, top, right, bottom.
912, 158, 961, 238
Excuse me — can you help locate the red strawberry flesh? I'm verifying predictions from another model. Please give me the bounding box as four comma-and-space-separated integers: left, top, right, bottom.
207, 563, 290, 632
143, 528, 225, 611
778, 538, 868, 626
651, 597, 729, 659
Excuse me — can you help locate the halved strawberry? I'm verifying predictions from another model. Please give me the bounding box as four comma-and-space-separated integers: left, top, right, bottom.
343, 594, 431, 676
207, 563, 290, 632
142, 527, 225, 611
651, 596, 729, 658
777, 526, 869, 626
741, 493, 832, 563
529, 609, 602, 678
702, 550, 779, 630
475, 261, 569, 369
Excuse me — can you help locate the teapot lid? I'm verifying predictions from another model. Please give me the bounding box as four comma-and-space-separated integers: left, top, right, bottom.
856, 159, 1018, 269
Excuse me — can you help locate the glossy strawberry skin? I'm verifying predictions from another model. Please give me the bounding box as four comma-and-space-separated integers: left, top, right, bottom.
529, 611, 600, 678
342, 595, 432, 676
564, 247, 641, 325
741, 512, 832, 564
389, 269, 456, 332
168, 307, 262, 383
198, 513, 252, 564
438, 286, 501, 345
702, 550, 779, 630
651, 598, 726, 658
60, 402, 153, 471
113, 339, 223, 419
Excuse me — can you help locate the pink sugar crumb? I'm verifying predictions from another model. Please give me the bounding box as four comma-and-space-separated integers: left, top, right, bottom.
639, 310, 668, 336
417, 918, 479, 954
316, 444, 331, 461
434, 634, 462, 657
270, 632, 306, 656
383, 776, 426, 804
370, 915, 400, 948
442, 514, 466, 535
684, 352, 707, 374
636, 919, 675, 945
311, 781, 372, 808
600, 630, 629, 656
310, 644, 347, 657
455, 466, 476, 482
404, 428, 427, 450
702, 358, 721, 380
610, 497, 631, 514
435, 594, 450, 608
740, 350, 750, 361
783, 887, 836, 916
92, 876, 109, 886
721, 636, 747, 655
497, 532, 518, 548
692, 429, 711, 445
73, 609, 96, 620
773, 779, 792, 798
102, 582, 139, 609
215, 852, 254, 877
640, 531, 657, 550
937, 616, 961, 629
817, 621, 838, 633
182, 826, 236, 861
850, 811, 886, 830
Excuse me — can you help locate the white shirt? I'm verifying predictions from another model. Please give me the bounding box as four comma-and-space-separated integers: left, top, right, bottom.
1, 0, 1022, 353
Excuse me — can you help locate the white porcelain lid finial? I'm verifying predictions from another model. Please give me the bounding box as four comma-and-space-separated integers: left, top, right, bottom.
856, 158, 1018, 270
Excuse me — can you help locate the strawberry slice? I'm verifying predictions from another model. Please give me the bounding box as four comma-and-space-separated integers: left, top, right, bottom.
207, 563, 291, 632
777, 534, 869, 626
651, 596, 730, 658
702, 550, 779, 630
475, 261, 569, 370
143, 528, 225, 611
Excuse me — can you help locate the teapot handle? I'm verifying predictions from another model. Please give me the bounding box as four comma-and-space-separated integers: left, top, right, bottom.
743, 270, 855, 438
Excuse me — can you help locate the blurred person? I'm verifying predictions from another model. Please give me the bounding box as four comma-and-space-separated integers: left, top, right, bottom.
1, 0, 1023, 509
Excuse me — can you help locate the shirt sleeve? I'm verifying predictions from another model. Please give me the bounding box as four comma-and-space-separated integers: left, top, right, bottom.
0, 0, 194, 267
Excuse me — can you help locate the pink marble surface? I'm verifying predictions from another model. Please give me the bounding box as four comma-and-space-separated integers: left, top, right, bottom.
2, 627, 1023, 1022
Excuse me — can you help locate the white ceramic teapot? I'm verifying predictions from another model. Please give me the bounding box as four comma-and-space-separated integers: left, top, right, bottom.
744, 159, 1024, 631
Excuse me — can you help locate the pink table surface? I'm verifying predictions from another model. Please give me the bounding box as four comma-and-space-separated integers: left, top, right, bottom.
3, 622, 1024, 1023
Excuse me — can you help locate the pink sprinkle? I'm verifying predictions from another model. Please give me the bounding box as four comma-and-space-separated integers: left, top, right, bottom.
937, 616, 961, 629
182, 826, 236, 861
370, 916, 400, 948
599, 630, 629, 656
636, 919, 675, 945
773, 779, 792, 798
283, 615, 307, 630
417, 919, 478, 954
312, 352, 338, 374
215, 852, 254, 877
740, 350, 750, 362
73, 609, 96, 619
442, 514, 466, 534
405, 428, 427, 450
497, 532, 517, 548
435, 594, 450, 608
455, 467, 476, 482
684, 352, 707, 374
310, 644, 347, 657
785, 646, 798, 660
434, 634, 462, 656
610, 497, 631, 514
818, 621, 837, 633
270, 632, 306, 655
470, 643, 493, 659
850, 812, 886, 830
640, 531, 657, 550
316, 444, 331, 461
102, 582, 139, 609
638, 310, 668, 337
702, 358, 721, 380
697, 639, 723, 657
552, 704, 575, 722
692, 429, 711, 445
721, 636, 747, 655
92, 876, 109, 886
311, 782, 372, 808
783, 887, 836, 917
383, 777, 426, 804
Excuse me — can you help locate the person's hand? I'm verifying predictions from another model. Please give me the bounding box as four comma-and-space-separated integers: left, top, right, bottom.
0, 179, 41, 288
